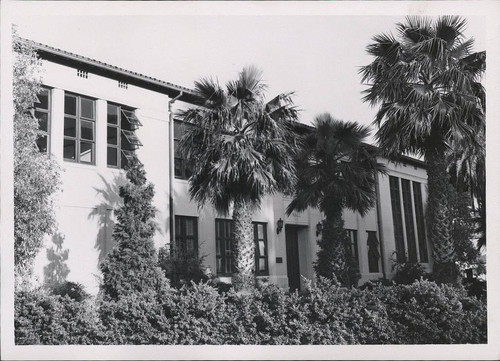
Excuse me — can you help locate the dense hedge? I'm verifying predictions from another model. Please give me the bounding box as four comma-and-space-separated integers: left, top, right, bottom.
15, 279, 486, 345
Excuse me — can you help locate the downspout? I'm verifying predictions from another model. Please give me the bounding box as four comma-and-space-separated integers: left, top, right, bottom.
374, 169, 387, 280
168, 91, 183, 251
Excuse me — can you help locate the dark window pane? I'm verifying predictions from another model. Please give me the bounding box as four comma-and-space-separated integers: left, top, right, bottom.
259, 240, 265, 256
216, 239, 221, 256
257, 224, 264, 239
107, 126, 118, 145
186, 239, 195, 253
35, 89, 49, 110
63, 139, 76, 160
64, 95, 77, 116
121, 109, 142, 127
413, 182, 429, 262
81, 120, 94, 140
80, 141, 93, 163
80, 97, 94, 119
185, 219, 194, 236
402, 179, 417, 262
37, 135, 48, 153
64, 117, 76, 137
367, 231, 380, 273
174, 120, 184, 138
259, 259, 266, 271
174, 158, 183, 177
36, 111, 48, 132
389, 176, 406, 262
107, 104, 118, 125
122, 130, 142, 146
107, 147, 118, 167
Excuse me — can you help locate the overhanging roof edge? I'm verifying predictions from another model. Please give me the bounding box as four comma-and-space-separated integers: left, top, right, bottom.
15, 36, 198, 104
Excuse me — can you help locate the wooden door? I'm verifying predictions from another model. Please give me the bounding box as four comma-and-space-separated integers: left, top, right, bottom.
285, 225, 300, 291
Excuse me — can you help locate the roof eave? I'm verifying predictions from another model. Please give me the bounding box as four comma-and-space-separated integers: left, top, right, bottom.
16, 37, 199, 104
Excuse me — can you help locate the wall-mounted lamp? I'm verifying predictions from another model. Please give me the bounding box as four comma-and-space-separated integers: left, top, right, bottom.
277, 218, 284, 234
316, 221, 323, 237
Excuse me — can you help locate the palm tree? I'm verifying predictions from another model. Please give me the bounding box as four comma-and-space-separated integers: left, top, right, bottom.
178, 66, 299, 291
286, 114, 384, 287
359, 16, 485, 283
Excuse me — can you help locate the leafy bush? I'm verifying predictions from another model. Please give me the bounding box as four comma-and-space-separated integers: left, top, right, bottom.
158, 247, 211, 289
50, 281, 89, 302
16, 279, 486, 345
98, 291, 171, 344
392, 261, 428, 285
15, 288, 105, 345
373, 279, 487, 344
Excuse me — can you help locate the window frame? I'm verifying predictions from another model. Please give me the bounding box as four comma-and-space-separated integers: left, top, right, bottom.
63, 92, 96, 165
389, 175, 406, 262
34, 86, 51, 154
173, 119, 193, 179
253, 222, 269, 276
367, 230, 380, 273
107, 103, 141, 169
346, 229, 359, 265
174, 215, 199, 256
412, 181, 429, 263
215, 218, 234, 276
389, 175, 429, 264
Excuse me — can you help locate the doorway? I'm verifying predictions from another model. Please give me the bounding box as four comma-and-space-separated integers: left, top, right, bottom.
285, 225, 301, 291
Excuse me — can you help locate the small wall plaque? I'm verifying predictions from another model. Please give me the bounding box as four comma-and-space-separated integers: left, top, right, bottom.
276, 257, 283, 264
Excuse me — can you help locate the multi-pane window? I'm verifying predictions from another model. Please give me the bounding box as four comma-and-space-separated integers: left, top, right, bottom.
34, 87, 50, 153
401, 179, 418, 262
175, 216, 198, 255
389, 176, 429, 263
413, 182, 429, 262
174, 120, 193, 179
215, 220, 268, 276
346, 229, 358, 265
63, 93, 95, 164
367, 231, 380, 273
107, 103, 142, 168
389, 176, 406, 262
254, 222, 269, 276
216, 219, 234, 275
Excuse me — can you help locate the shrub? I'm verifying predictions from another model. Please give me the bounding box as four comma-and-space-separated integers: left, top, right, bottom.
392, 261, 427, 285
374, 279, 487, 344
50, 281, 89, 302
99, 162, 168, 302
98, 291, 171, 344
158, 247, 211, 289
15, 288, 105, 345
16, 279, 486, 345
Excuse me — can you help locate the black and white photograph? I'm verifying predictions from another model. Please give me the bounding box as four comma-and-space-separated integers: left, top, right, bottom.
1, 1, 498, 359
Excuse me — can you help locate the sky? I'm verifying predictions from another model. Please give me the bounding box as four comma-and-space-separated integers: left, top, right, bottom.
5, 2, 489, 144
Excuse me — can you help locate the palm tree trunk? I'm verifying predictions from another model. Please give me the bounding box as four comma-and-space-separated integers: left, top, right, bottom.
426, 151, 457, 283
314, 203, 359, 287
232, 199, 255, 291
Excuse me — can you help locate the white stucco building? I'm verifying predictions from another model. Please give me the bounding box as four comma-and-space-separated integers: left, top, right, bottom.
25, 38, 431, 294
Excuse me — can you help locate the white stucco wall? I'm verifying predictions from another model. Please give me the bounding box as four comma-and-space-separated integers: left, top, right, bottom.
32, 60, 181, 294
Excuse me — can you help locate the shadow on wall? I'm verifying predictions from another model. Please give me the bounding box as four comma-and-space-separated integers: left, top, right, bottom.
44, 232, 70, 287
88, 173, 125, 265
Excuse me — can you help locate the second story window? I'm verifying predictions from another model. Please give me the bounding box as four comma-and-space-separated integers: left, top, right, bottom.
174, 120, 193, 179
64, 93, 95, 164
107, 103, 142, 169
34, 87, 50, 153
